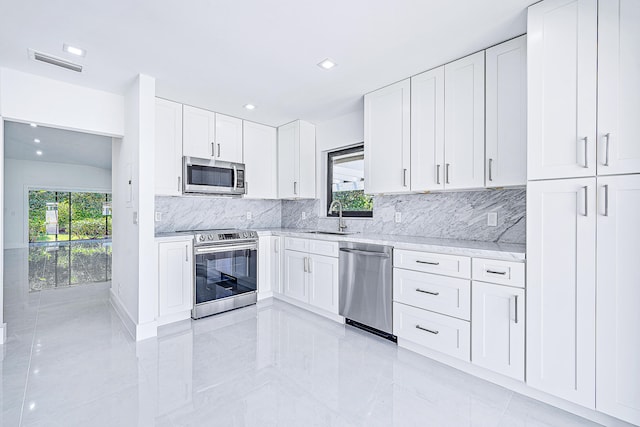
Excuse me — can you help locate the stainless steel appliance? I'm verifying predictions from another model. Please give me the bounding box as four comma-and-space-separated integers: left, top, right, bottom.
183, 156, 246, 196
339, 242, 395, 341
192, 229, 258, 319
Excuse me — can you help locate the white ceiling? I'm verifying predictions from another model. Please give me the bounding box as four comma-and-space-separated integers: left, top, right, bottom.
4, 121, 112, 169
0, 0, 531, 127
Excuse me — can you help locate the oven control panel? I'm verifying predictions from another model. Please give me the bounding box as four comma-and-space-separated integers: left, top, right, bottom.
195, 230, 258, 243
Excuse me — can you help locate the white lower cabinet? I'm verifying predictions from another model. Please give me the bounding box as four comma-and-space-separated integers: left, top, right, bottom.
157, 239, 193, 320
527, 178, 596, 408
282, 238, 339, 315
596, 174, 640, 425
393, 302, 470, 361
471, 281, 525, 381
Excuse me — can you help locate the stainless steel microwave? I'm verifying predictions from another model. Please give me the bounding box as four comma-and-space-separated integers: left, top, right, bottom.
183, 157, 246, 196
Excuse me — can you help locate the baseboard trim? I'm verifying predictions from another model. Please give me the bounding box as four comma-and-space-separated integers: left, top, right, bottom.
109, 289, 137, 340
157, 310, 191, 327
257, 291, 274, 301
273, 293, 345, 324
135, 321, 158, 341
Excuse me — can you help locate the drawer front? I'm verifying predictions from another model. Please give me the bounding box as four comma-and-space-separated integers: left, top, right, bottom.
394, 249, 471, 278
308, 239, 339, 258
472, 258, 525, 288
393, 302, 470, 361
284, 237, 309, 253
393, 269, 470, 320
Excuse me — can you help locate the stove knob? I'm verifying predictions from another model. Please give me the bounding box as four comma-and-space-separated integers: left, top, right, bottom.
243, 232, 248, 238
208, 235, 214, 241
198, 235, 205, 242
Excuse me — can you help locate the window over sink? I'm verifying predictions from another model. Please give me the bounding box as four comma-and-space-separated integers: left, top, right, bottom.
326, 144, 373, 218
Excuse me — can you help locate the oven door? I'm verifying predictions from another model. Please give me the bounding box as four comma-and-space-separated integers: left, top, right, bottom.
194, 242, 257, 306
183, 157, 245, 195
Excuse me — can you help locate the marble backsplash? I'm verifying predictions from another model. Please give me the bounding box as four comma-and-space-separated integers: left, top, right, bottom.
281, 189, 526, 244
155, 196, 282, 232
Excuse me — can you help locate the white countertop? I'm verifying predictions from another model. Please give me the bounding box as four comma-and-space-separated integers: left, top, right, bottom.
155, 228, 525, 261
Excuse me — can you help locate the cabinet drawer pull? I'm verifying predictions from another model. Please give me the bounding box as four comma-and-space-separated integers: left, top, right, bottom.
402, 168, 408, 187
416, 260, 440, 266
486, 269, 506, 275
416, 325, 439, 335
436, 164, 441, 185
603, 133, 610, 166
211, 142, 215, 157
488, 158, 493, 182
445, 163, 450, 184
416, 288, 439, 296
603, 184, 609, 217
217, 143, 221, 158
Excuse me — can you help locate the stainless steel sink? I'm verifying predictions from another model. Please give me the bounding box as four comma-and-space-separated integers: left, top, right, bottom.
303, 230, 356, 236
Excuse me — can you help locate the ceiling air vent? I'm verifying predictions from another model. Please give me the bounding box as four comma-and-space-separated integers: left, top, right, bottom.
29, 49, 83, 73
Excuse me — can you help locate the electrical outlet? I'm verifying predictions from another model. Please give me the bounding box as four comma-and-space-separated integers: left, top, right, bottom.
487, 212, 498, 227
246, 211, 252, 220
301, 212, 307, 220
155, 212, 162, 222
395, 212, 402, 223
133, 211, 138, 225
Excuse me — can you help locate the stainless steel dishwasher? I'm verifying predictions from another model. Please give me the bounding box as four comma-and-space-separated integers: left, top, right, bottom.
339, 242, 395, 341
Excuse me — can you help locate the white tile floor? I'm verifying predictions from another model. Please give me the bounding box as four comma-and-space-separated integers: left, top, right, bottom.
2, 248, 601, 426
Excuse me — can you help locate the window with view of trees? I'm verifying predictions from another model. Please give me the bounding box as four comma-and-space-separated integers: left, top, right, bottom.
28, 190, 112, 243
327, 145, 373, 218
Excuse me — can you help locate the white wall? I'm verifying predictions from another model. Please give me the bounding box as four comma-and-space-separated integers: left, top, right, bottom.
3, 159, 112, 249
314, 105, 364, 211
110, 74, 156, 340
0, 68, 124, 137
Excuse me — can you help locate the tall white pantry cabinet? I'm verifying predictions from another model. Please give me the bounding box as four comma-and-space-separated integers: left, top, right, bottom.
527, 0, 640, 424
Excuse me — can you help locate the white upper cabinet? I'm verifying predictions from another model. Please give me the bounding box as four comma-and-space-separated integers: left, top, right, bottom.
444, 51, 485, 189
277, 120, 316, 199
597, 0, 640, 176
364, 79, 411, 194
528, 0, 598, 180
183, 105, 216, 159
596, 174, 640, 425
411, 67, 445, 191
155, 99, 183, 196
471, 281, 525, 381
527, 178, 596, 408
485, 36, 527, 187
243, 121, 277, 199
183, 106, 243, 163
214, 113, 243, 163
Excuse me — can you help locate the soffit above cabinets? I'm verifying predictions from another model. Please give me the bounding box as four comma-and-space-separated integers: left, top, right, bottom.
0, 0, 530, 127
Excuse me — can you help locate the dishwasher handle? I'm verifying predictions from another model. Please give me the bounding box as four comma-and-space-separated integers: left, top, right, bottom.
339, 248, 390, 258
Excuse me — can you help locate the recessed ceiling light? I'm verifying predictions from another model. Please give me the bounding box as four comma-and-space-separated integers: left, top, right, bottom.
30, 123, 38, 128
318, 58, 337, 70
34, 138, 40, 143
36, 150, 43, 156
63, 43, 86, 57
244, 104, 256, 110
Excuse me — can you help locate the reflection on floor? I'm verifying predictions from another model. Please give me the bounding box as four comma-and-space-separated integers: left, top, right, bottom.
27, 240, 111, 291
1, 250, 602, 426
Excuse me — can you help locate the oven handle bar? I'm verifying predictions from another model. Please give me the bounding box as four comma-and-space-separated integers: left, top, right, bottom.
195, 243, 258, 254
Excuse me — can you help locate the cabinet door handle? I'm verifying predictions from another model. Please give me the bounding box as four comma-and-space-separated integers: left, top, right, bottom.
211, 142, 215, 157
185, 245, 189, 262
217, 143, 221, 158
416, 325, 439, 335
580, 137, 589, 168
488, 158, 493, 182
274, 239, 279, 253
436, 164, 441, 185
416, 260, 439, 266
416, 288, 439, 296
445, 163, 450, 184
486, 269, 506, 275
177, 176, 181, 192
402, 168, 408, 187
603, 133, 611, 166
603, 184, 609, 217
293, 181, 298, 195
303, 257, 308, 273
512, 295, 519, 324
308, 258, 312, 274
582, 186, 588, 217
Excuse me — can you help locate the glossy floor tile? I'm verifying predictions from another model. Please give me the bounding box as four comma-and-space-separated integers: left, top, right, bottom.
2, 249, 603, 426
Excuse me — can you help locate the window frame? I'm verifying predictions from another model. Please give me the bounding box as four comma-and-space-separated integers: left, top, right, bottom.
326, 144, 373, 218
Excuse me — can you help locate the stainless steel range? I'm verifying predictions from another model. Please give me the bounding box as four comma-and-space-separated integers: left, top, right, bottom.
191, 229, 258, 319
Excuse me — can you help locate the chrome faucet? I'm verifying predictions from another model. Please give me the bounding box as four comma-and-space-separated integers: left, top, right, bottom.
328, 200, 347, 232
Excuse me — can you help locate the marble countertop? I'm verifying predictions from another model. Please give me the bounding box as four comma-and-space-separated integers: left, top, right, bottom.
156, 228, 525, 261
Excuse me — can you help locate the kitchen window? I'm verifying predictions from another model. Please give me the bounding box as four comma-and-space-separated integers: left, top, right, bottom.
326, 145, 373, 218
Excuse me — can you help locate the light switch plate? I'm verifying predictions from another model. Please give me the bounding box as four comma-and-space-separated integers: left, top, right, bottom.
301, 212, 306, 220
395, 212, 402, 223
246, 211, 252, 220
155, 212, 162, 222
487, 212, 498, 227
